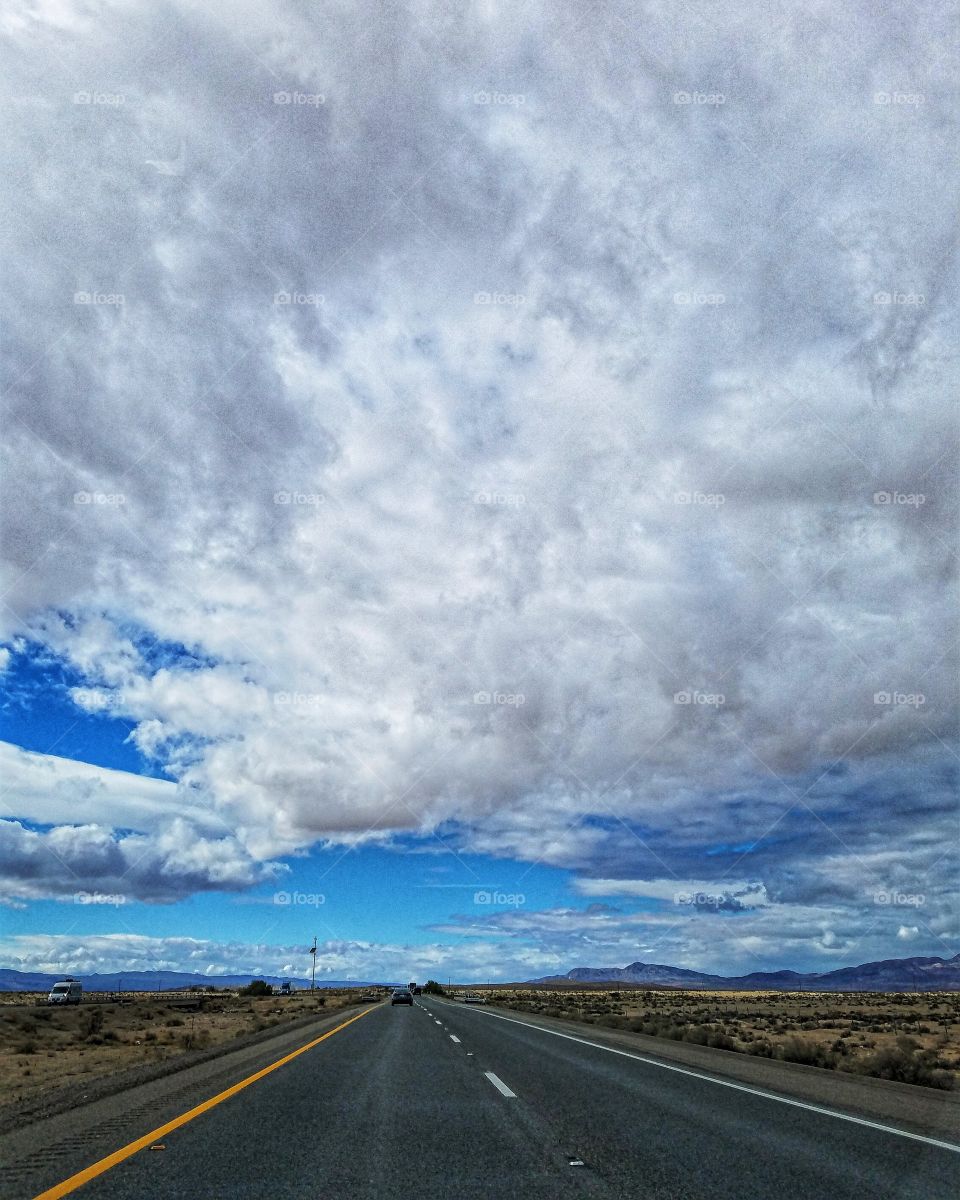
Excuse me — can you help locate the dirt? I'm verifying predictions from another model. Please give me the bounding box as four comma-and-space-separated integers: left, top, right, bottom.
455, 987, 960, 1089
0, 989, 375, 1120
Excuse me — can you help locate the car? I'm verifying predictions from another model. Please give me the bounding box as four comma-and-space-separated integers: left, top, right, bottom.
360, 991, 378, 1002
391, 988, 413, 1005
463, 992, 486, 1004
48, 978, 83, 1005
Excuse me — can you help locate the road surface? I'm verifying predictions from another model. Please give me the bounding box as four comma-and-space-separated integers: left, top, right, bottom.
7, 996, 959, 1199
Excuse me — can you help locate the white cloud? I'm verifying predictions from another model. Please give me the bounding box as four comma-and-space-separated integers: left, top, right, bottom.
0, 932, 560, 984
0, 1, 955, 946
0, 744, 276, 901
0, 742, 194, 830
574, 878, 770, 910
0, 890, 941, 981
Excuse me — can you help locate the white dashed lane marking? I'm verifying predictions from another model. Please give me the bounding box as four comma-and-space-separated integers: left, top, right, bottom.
484, 1072, 516, 1098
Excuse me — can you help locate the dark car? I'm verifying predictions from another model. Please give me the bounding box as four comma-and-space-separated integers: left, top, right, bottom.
391, 989, 413, 1005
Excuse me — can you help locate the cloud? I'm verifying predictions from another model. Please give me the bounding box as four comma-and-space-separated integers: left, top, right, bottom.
0, 1, 955, 953
0, 744, 277, 902
0, 817, 277, 904
0, 741, 204, 830
0, 885, 936, 981
0, 932, 561, 984
574, 878, 770, 911
426, 894, 953, 976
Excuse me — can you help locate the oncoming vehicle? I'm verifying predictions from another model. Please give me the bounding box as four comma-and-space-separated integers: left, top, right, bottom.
48, 978, 83, 1005
391, 988, 413, 1006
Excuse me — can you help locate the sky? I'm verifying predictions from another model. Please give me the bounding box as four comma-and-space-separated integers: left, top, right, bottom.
0, 0, 957, 985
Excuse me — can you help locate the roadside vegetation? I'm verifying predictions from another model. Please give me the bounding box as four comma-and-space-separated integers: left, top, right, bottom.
0, 987, 372, 1112
473, 987, 959, 1090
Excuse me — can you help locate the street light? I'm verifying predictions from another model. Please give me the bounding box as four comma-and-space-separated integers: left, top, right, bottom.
310, 937, 317, 990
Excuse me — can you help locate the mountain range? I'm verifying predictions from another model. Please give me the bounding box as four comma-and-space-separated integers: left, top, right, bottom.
0, 969, 393, 993
530, 953, 960, 991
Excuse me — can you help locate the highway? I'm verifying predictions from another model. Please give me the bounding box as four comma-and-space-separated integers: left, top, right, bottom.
9, 996, 960, 1200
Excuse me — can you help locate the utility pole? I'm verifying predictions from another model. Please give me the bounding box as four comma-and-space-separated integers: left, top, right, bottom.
310, 937, 317, 991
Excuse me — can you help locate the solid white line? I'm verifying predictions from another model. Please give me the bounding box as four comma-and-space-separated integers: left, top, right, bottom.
450, 1034, 461, 1043
484, 1071, 516, 1098
464, 1007, 960, 1154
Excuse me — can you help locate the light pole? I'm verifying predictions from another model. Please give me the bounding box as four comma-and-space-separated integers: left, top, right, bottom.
310, 937, 317, 991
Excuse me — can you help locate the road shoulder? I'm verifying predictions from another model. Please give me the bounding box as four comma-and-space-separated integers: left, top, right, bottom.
463, 1002, 960, 1145
0, 1003, 372, 1200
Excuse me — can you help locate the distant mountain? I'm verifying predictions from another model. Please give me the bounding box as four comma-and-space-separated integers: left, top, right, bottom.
0, 969, 392, 993
560, 963, 725, 987
531, 953, 960, 992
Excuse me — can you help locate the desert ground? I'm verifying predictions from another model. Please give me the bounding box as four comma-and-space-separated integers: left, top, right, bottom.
3, 984, 957, 1120
449, 986, 960, 1089
0, 988, 379, 1113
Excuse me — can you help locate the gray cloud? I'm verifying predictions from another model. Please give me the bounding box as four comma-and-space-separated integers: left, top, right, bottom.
0, 817, 275, 905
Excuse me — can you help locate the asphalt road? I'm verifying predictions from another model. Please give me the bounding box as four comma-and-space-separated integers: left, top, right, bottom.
17, 996, 960, 1200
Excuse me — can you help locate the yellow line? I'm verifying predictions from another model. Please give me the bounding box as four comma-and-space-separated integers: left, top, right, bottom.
32, 1006, 375, 1200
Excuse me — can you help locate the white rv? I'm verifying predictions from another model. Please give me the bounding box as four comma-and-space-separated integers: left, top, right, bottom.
47, 978, 83, 1005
